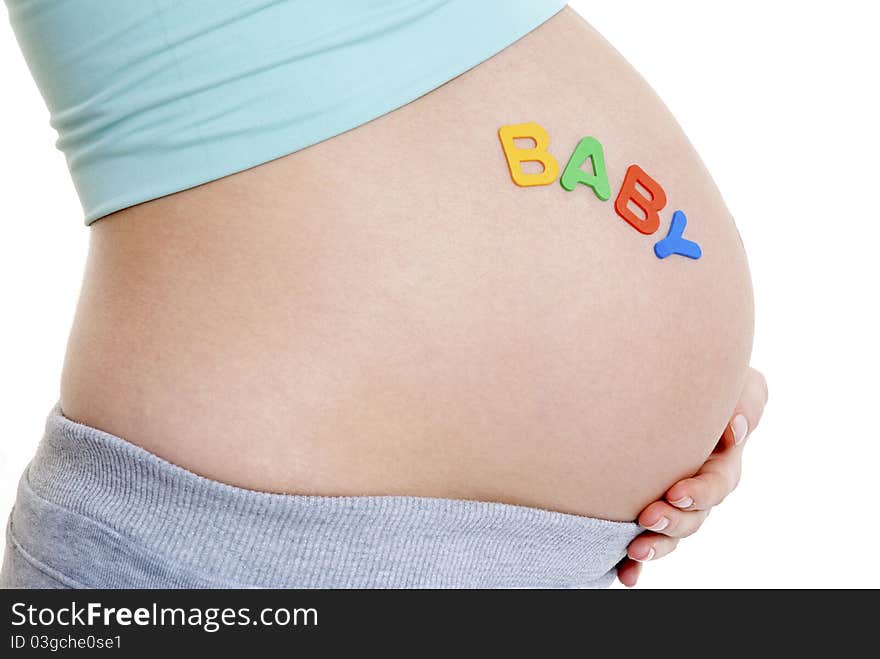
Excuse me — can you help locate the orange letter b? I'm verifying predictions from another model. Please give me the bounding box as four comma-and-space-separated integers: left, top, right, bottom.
614, 165, 668, 235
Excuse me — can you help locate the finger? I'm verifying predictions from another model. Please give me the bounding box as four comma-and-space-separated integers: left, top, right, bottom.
728, 367, 769, 448
617, 559, 643, 587
666, 450, 744, 511
627, 533, 679, 562
669, 368, 765, 507
637, 501, 711, 539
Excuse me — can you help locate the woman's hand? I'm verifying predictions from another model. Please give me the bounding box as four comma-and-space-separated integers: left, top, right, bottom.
618, 367, 769, 587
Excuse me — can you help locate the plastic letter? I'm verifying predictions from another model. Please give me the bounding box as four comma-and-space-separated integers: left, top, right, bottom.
498, 123, 560, 187
560, 136, 612, 200
614, 164, 668, 235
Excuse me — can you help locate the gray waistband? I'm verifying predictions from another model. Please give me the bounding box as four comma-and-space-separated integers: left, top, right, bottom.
10, 404, 640, 588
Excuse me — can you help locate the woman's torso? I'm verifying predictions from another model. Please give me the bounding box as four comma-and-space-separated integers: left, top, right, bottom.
59, 9, 754, 522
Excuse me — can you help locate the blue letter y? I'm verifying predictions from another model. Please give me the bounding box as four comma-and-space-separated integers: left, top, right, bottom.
654, 211, 702, 260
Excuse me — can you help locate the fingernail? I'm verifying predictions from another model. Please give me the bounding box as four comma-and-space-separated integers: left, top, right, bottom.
643, 517, 669, 532
732, 414, 749, 446
634, 547, 655, 563
669, 496, 694, 509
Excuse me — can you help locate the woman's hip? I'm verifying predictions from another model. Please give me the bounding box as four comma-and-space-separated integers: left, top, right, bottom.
1, 404, 639, 589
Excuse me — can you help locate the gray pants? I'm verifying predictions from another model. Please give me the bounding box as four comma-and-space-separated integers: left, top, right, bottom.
1, 404, 639, 588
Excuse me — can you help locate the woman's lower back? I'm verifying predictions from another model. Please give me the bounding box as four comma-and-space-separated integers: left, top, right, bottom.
59, 8, 753, 522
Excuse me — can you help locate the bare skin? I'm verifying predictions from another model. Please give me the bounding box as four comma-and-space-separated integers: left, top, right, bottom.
60, 8, 754, 523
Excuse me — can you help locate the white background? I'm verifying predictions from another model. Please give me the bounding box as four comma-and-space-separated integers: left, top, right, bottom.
1, 1, 878, 588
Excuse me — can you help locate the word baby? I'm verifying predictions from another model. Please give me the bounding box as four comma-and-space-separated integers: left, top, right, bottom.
498, 122, 702, 260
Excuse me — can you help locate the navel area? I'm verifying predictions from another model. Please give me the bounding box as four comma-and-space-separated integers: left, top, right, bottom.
498, 122, 702, 261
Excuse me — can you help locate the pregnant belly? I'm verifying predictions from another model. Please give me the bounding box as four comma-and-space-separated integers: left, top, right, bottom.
60, 8, 753, 521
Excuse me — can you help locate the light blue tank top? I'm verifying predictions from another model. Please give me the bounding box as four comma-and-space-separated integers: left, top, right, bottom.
4, 0, 567, 224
